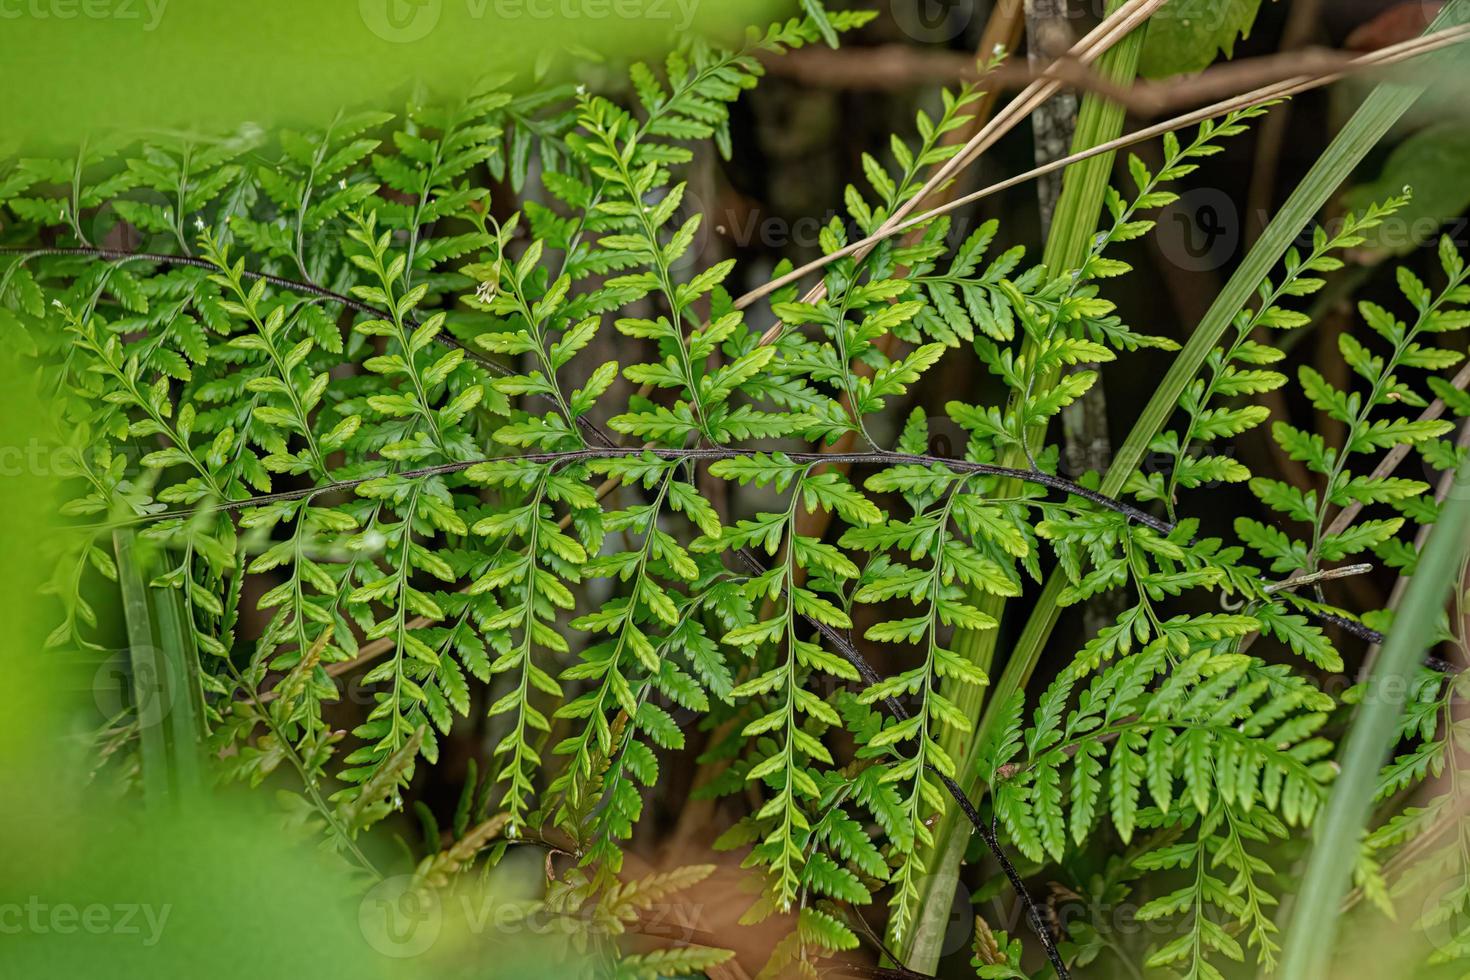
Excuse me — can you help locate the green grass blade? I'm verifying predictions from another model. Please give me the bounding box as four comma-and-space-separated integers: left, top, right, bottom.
1277, 459, 1470, 980
112, 529, 171, 806
151, 578, 204, 796
902, 2, 1147, 969
112, 529, 204, 806
1038, 32, 1142, 273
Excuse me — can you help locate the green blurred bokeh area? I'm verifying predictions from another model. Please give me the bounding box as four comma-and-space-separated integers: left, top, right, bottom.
0, 0, 783, 148
0, 355, 389, 979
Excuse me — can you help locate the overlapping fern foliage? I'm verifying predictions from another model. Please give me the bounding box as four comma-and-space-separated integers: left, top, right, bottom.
6, 4, 1470, 979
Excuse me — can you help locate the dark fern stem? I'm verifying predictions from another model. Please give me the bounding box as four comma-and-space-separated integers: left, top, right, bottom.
728, 546, 1074, 980
110, 446, 1170, 532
